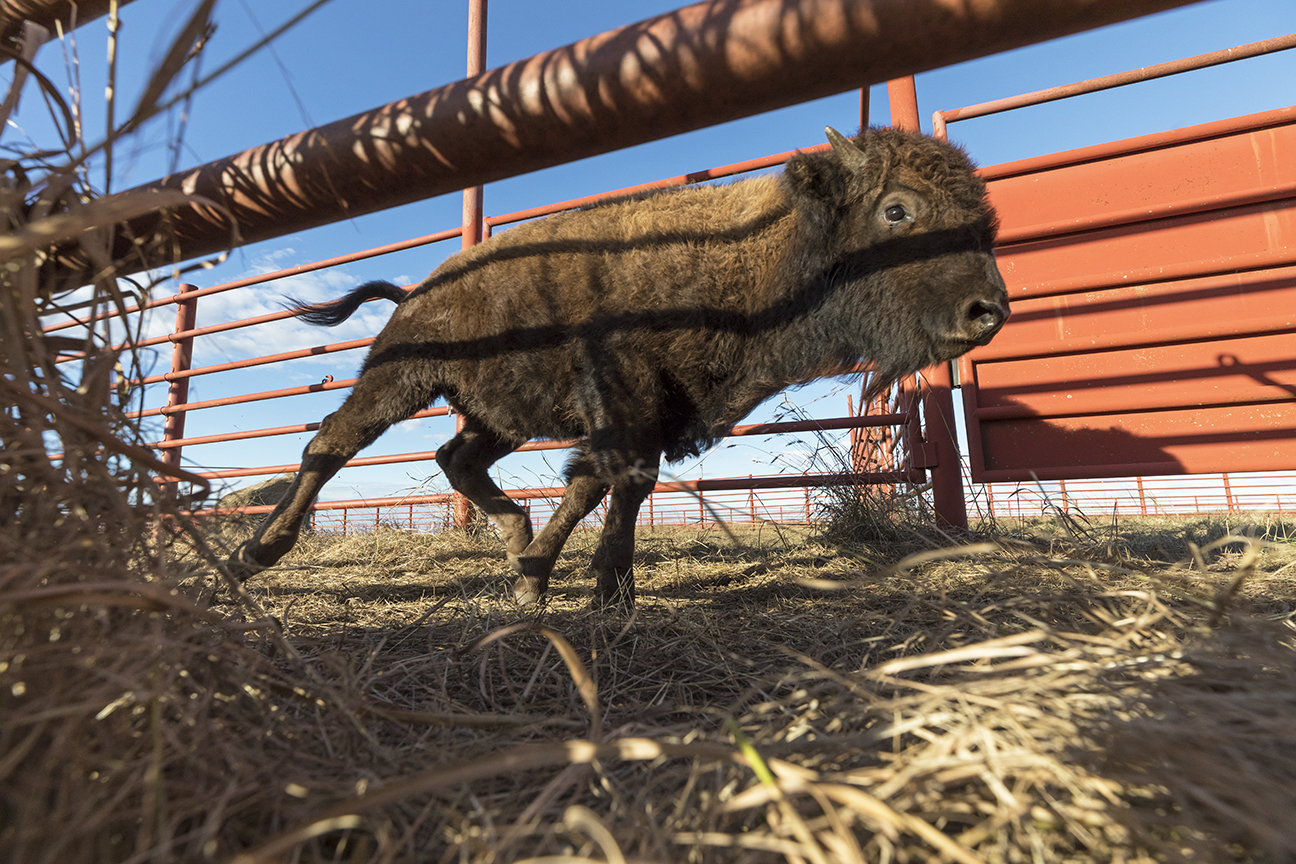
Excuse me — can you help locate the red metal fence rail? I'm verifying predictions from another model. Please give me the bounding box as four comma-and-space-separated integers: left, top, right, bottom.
971, 471, 1296, 520
216, 470, 1296, 539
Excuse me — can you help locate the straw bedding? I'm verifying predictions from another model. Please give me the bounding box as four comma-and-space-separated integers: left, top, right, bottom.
3, 508, 1294, 863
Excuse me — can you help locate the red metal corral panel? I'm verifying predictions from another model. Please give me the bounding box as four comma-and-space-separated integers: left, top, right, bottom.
973, 330, 1296, 418
962, 106, 1296, 483
972, 267, 1296, 358
986, 106, 1296, 245
976, 403, 1295, 480
996, 203, 1296, 295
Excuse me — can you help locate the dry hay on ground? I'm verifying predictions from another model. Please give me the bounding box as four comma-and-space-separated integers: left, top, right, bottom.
3, 515, 1296, 863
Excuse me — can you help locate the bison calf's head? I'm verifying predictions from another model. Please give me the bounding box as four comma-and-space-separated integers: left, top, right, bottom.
785, 126, 1009, 389
231, 124, 1010, 610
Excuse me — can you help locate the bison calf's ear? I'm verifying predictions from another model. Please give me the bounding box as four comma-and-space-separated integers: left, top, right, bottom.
785, 126, 874, 211
784, 154, 849, 211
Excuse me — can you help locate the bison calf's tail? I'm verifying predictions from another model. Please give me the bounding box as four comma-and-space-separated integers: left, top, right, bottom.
284, 280, 408, 327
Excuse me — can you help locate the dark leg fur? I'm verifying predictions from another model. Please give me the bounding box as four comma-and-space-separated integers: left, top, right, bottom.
435, 418, 530, 566
513, 441, 661, 609
227, 359, 438, 580
513, 448, 610, 605
588, 456, 659, 608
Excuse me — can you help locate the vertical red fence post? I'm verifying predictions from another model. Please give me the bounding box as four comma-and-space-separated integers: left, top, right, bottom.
1136, 477, 1147, 516
888, 76, 968, 530
159, 284, 199, 497
454, 0, 489, 531
1222, 473, 1235, 512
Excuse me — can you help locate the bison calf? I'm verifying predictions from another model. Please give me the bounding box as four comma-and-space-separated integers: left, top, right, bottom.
228, 126, 1008, 607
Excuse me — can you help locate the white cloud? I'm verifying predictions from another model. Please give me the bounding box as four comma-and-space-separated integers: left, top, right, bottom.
125, 255, 410, 377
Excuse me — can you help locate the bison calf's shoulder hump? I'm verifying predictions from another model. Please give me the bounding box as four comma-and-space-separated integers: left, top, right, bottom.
228, 126, 1009, 610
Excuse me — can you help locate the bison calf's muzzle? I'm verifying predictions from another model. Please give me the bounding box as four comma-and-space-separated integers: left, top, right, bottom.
227, 125, 1008, 609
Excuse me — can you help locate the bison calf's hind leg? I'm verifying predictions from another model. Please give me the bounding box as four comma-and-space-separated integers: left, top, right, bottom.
435, 419, 532, 570
227, 362, 438, 581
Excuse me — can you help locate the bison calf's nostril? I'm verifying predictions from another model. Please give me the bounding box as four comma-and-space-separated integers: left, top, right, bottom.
968, 300, 1003, 323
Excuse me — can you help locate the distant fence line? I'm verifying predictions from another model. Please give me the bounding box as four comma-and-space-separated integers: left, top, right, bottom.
968, 471, 1296, 521
300, 471, 1295, 536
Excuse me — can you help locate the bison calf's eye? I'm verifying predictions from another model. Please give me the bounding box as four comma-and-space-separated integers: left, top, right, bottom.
883, 204, 908, 224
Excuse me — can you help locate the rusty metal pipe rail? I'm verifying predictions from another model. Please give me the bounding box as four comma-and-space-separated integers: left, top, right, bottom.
0, 0, 136, 49
135, 336, 377, 387
149, 407, 453, 451
933, 32, 1296, 137
89, 0, 1205, 273
129, 375, 360, 421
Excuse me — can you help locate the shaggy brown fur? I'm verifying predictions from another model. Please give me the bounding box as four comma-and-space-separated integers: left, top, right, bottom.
229, 127, 1009, 607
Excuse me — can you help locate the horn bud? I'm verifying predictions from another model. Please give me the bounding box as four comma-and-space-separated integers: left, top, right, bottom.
825, 126, 868, 171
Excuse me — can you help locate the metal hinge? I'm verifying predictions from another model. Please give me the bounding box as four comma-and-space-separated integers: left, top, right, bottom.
911, 443, 940, 468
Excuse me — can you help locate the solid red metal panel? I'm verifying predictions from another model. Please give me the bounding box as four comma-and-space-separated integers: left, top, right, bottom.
971, 266, 1296, 360
972, 330, 1296, 418
988, 106, 1296, 245
976, 402, 1296, 480
996, 202, 1296, 296
962, 106, 1296, 482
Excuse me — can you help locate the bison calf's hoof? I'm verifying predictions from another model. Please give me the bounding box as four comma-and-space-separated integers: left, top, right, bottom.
224, 543, 263, 582
593, 571, 635, 610
513, 575, 547, 607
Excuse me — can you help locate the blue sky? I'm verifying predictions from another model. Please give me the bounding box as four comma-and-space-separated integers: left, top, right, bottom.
14, 0, 1296, 503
